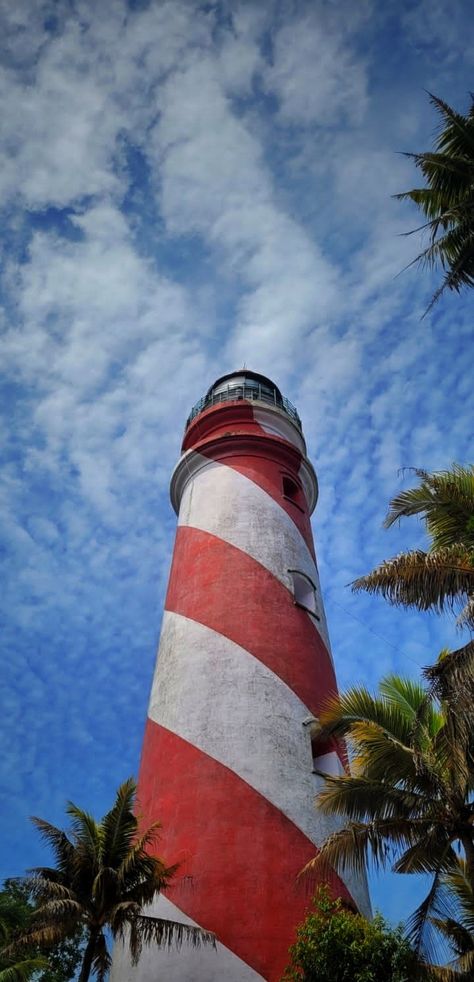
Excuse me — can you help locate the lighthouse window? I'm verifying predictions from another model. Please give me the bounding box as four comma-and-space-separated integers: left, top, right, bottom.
290, 570, 321, 620
282, 475, 300, 502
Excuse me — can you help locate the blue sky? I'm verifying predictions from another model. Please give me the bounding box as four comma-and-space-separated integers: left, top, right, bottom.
1, 0, 473, 932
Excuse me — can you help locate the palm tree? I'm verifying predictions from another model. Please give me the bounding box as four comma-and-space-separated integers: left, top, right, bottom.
396, 92, 474, 312
352, 465, 474, 629
425, 860, 474, 981
3, 779, 213, 982
0, 894, 47, 982
302, 666, 474, 965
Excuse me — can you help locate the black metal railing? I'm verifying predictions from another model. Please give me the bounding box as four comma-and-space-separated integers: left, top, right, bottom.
186, 382, 302, 431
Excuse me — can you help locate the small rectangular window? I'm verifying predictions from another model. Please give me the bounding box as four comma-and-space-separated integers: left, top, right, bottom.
282, 474, 304, 511
289, 569, 321, 620
282, 475, 299, 500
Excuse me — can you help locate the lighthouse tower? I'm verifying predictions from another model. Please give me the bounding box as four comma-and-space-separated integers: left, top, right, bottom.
113, 371, 370, 982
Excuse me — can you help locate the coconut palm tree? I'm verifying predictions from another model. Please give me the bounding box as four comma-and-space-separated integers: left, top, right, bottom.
396, 93, 474, 312
4, 779, 213, 982
426, 860, 474, 980
352, 465, 474, 629
302, 664, 474, 963
0, 893, 47, 982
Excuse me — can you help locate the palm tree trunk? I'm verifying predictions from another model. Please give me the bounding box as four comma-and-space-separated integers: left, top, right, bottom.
78, 930, 98, 982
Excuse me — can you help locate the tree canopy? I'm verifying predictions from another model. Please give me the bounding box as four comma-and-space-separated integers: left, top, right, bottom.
352, 465, 474, 629
396, 93, 474, 312
3, 778, 213, 982
0, 879, 84, 982
282, 886, 421, 982
302, 668, 474, 964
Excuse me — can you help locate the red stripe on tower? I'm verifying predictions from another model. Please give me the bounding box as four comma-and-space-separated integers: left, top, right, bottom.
111, 371, 370, 982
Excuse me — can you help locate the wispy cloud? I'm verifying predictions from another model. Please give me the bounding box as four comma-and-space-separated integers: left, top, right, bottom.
0, 0, 472, 927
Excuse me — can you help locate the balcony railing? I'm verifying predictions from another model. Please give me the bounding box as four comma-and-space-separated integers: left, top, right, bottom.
186, 382, 302, 431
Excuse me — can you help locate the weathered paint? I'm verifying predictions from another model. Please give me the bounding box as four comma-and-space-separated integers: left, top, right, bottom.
149, 612, 336, 844
135, 721, 357, 981
112, 383, 370, 982
252, 405, 307, 453
147, 611, 369, 916
172, 401, 318, 550
111, 896, 265, 982
177, 455, 331, 650
165, 526, 335, 717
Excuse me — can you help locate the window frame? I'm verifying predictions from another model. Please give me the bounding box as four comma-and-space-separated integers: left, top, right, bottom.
288, 568, 321, 621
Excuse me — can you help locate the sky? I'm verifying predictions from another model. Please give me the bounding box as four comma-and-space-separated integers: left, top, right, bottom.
1, 0, 473, 935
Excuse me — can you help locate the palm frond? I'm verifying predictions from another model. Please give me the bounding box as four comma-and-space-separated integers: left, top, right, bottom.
125, 914, 215, 964
406, 870, 446, 960
28, 820, 74, 878
99, 778, 137, 868
32, 898, 83, 923
319, 685, 423, 746
352, 547, 474, 622
301, 819, 417, 882
90, 932, 111, 982
457, 595, 474, 627
430, 916, 473, 955
428, 92, 474, 156
0, 957, 49, 982
383, 465, 474, 550
316, 773, 427, 822
117, 825, 164, 886
66, 804, 100, 863
1, 922, 67, 956
25, 876, 75, 902
394, 836, 455, 876
396, 92, 474, 309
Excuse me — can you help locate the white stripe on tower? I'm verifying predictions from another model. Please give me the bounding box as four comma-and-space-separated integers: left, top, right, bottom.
148, 610, 368, 917
177, 455, 332, 652
112, 897, 266, 982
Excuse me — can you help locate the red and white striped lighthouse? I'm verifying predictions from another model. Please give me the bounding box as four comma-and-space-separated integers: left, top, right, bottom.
113, 371, 370, 982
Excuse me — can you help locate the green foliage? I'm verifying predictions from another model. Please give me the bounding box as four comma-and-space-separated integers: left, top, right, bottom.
0, 879, 84, 982
396, 93, 474, 312
353, 465, 474, 629
3, 779, 214, 982
282, 887, 421, 982
426, 861, 474, 980
303, 662, 474, 963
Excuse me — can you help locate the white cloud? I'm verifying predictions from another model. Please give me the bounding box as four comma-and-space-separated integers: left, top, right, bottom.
0, 0, 473, 924
264, 10, 369, 126
0, 0, 213, 209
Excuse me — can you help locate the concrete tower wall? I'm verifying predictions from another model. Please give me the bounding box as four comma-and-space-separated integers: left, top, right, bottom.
111, 384, 370, 982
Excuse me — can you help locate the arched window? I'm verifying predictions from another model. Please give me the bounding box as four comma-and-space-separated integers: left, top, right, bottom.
289, 569, 321, 620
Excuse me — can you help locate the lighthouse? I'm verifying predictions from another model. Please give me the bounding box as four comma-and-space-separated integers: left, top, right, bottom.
113, 371, 370, 982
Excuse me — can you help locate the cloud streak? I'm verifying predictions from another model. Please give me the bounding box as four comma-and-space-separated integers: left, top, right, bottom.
0, 0, 472, 927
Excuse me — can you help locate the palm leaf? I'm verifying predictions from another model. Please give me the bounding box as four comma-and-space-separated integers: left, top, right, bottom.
383, 466, 474, 550
0, 957, 49, 982
99, 778, 137, 868
316, 773, 428, 822
396, 92, 474, 309
28, 821, 75, 879
66, 805, 100, 864
125, 913, 215, 964
319, 685, 423, 746
90, 932, 111, 982
116, 825, 165, 886
301, 819, 419, 881
351, 547, 474, 623
406, 870, 447, 961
